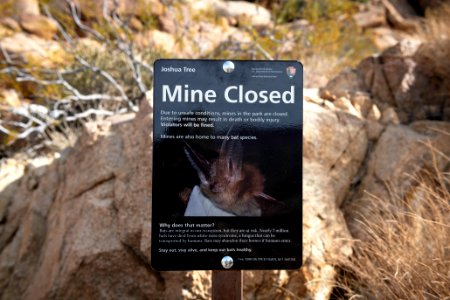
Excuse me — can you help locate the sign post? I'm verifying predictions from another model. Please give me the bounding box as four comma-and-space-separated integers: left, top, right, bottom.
151, 60, 303, 273
212, 270, 243, 300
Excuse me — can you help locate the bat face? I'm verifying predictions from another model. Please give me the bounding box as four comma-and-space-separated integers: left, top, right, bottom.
184, 137, 283, 217
201, 163, 264, 216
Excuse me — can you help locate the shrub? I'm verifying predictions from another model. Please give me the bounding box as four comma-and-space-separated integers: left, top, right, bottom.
335, 151, 450, 299
0, 2, 157, 155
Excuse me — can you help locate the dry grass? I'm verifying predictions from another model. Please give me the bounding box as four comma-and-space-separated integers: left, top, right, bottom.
332, 7, 450, 298
335, 153, 450, 299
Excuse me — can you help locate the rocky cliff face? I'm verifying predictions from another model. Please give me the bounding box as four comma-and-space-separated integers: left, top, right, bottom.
1, 39, 448, 298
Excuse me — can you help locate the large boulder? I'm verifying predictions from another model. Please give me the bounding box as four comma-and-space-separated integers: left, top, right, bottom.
304, 101, 368, 206
301, 100, 368, 299
353, 4, 386, 29
344, 121, 450, 240
321, 39, 450, 123
0, 0, 40, 17
0, 108, 158, 299
212, 0, 272, 28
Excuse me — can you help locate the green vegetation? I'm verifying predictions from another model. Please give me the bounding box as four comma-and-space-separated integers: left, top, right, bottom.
67, 43, 156, 104
273, 0, 307, 23
212, 0, 376, 83
0, 1, 14, 17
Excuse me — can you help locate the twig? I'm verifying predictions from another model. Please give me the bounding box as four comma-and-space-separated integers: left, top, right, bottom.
1, 0, 153, 153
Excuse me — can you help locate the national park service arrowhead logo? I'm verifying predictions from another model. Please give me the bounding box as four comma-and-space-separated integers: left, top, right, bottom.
286, 66, 296, 78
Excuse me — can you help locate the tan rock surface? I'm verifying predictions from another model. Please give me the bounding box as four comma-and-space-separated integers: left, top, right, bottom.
52, 0, 164, 20
212, 0, 272, 28
0, 0, 40, 17
0, 102, 158, 299
323, 39, 450, 123
304, 101, 368, 206
0, 33, 64, 67
19, 14, 58, 40
301, 100, 369, 298
344, 121, 450, 240
353, 4, 386, 29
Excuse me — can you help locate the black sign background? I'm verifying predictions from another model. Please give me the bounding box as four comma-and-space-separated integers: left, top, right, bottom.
151, 59, 302, 270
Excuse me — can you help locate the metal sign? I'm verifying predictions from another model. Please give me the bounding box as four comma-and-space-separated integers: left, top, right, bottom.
151, 59, 303, 270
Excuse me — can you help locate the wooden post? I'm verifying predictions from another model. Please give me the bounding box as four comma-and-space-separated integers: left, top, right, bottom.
212, 270, 243, 300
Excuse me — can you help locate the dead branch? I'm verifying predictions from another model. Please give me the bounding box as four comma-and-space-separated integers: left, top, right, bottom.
0, 0, 153, 154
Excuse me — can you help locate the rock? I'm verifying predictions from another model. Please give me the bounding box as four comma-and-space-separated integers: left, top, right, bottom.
302, 161, 353, 299
367, 104, 382, 121
188, 0, 216, 12
140, 16, 249, 57
12, 0, 40, 16
325, 91, 376, 120
0, 24, 13, 39
334, 97, 362, 118
188, 0, 272, 28
370, 27, 401, 50
381, 0, 420, 32
0, 17, 21, 32
19, 14, 58, 40
128, 17, 143, 31
303, 101, 368, 203
158, 9, 179, 34
76, 37, 104, 52
0, 154, 57, 297
380, 106, 400, 125
212, 0, 272, 28
351, 92, 373, 118
303, 88, 322, 105
0, 33, 65, 67
324, 38, 450, 123
358, 39, 423, 110
0, 89, 21, 108
353, 4, 386, 29
0, 159, 25, 222
57, 0, 164, 20
0, 104, 157, 299
301, 100, 369, 298
366, 120, 385, 141
344, 121, 450, 240
319, 68, 367, 101
117, 0, 165, 19
186, 22, 250, 57
135, 29, 176, 55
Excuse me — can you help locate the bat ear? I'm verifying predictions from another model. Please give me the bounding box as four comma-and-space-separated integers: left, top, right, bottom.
219, 137, 243, 183
183, 141, 210, 186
